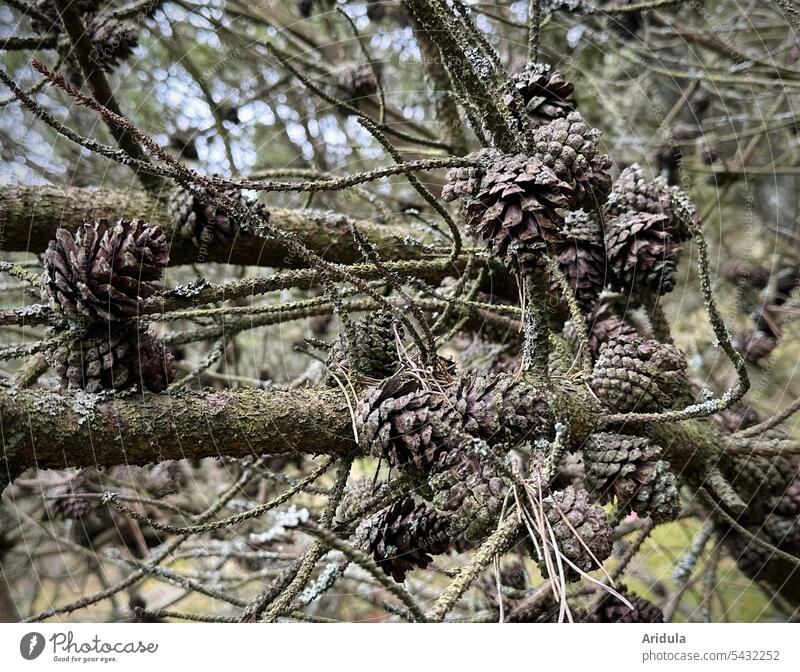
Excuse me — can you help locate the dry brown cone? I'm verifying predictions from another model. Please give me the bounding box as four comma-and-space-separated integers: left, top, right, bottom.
540, 486, 613, 582
297, 0, 334, 17
337, 62, 381, 99
50, 323, 176, 393
605, 211, 679, 295
356, 374, 464, 473
326, 310, 403, 380
605, 163, 691, 242
552, 209, 607, 312
442, 150, 570, 273
428, 442, 509, 542
582, 586, 663, 623
43, 219, 168, 322
531, 111, 613, 211
167, 188, 266, 248
584, 432, 681, 523
590, 336, 688, 413
359, 497, 451, 582
563, 304, 639, 360
46, 469, 102, 520
357, 371, 553, 472
504, 64, 577, 127
447, 371, 555, 447
734, 331, 778, 364
87, 20, 139, 73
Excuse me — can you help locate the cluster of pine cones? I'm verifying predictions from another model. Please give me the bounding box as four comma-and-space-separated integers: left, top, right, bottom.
331, 68, 696, 618
30, 0, 141, 83
42, 219, 176, 393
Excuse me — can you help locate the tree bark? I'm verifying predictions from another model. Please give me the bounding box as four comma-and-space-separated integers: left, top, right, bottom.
0, 184, 431, 267
0, 386, 357, 478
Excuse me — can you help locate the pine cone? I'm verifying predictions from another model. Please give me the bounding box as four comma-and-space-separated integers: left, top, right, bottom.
46, 470, 101, 520
327, 310, 402, 380
440, 149, 498, 202
361, 497, 451, 582
531, 111, 613, 210
584, 433, 680, 522
563, 305, 639, 359
168, 130, 199, 160
605, 164, 672, 217
605, 163, 690, 242
337, 62, 380, 99
337, 477, 379, 523
774, 478, 800, 518
43, 219, 168, 322
734, 331, 777, 364
540, 486, 613, 582
357, 375, 464, 472
713, 403, 761, 433
429, 443, 509, 542
366, 0, 387, 21
87, 20, 139, 73
504, 64, 577, 126
167, 188, 264, 248
582, 586, 663, 623
590, 337, 687, 413
606, 211, 678, 295
296, 0, 334, 17
443, 151, 570, 272
552, 209, 607, 311
50, 323, 176, 393
449, 372, 555, 446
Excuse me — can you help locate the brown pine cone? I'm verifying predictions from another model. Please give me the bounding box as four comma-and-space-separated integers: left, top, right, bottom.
357, 374, 465, 472
582, 585, 663, 623
734, 331, 777, 364
531, 111, 613, 211
584, 432, 680, 522
46, 469, 102, 520
540, 486, 613, 582
429, 444, 509, 542
87, 20, 139, 73
297, 0, 334, 17
50, 323, 176, 393
606, 164, 691, 242
447, 372, 555, 447
563, 304, 639, 359
552, 209, 607, 312
605, 164, 672, 217
590, 337, 687, 413
504, 64, 577, 127
360, 497, 451, 582
606, 211, 678, 295
442, 150, 570, 272
43, 219, 168, 322
337, 62, 381, 99
326, 310, 403, 380
167, 188, 265, 248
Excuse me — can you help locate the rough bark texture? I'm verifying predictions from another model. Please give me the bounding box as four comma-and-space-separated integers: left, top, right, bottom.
0, 387, 357, 478
0, 184, 431, 267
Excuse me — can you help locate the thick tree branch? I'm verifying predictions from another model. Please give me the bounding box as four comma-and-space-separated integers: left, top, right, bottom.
0, 183, 435, 267
0, 387, 357, 479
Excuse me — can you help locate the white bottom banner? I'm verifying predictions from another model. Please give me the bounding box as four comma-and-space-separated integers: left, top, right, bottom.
0, 624, 798, 671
